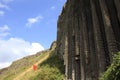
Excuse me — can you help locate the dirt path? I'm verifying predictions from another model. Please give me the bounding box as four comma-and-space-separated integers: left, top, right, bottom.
13, 52, 50, 80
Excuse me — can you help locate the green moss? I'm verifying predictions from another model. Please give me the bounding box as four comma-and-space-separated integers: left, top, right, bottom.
100, 52, 120, 80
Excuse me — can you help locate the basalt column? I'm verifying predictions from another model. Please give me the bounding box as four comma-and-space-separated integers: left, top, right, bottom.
56, 0, 120, 80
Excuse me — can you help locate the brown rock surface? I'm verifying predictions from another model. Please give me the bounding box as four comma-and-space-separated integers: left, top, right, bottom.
56, 0, 120, 80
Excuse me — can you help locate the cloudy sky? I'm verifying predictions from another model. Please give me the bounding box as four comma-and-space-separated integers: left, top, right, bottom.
0, 0, 66, 69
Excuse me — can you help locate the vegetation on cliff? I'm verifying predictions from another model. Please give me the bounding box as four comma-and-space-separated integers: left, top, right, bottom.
100, 52, 120, 80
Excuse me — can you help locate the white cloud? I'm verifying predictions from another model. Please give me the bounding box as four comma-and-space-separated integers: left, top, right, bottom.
0, 11, 5, 16
26, 15, 43, 27
0, 0, 13, 16
0, 2, 9, 9
0, 25, 44, 69
0, 25, 10, 38
2, 0, 14, 4
50, 6, 55, 10
26, 43, 44, 55
0, 37, 44, 69
0, 32, 10, 38
0, 25, 10, 32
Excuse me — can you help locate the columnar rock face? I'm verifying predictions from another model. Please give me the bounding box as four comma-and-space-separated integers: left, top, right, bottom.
56, 0, 120, 80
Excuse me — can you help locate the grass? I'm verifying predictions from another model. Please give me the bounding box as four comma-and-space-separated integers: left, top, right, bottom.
17, 51, 50, 80
30, 51, 65, 80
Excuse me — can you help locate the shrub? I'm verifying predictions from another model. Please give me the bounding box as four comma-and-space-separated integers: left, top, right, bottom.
100, 52, 120, 80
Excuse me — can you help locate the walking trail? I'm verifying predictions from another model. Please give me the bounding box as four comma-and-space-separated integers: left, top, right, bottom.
13, 52, 50, 80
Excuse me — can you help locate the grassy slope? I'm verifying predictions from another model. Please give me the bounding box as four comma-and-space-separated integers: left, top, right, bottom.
14, 51, 50, 80
0, 42, 65, 80
15, 50, 65, 80
0, 50, 49, 80
30, 51, 65, 80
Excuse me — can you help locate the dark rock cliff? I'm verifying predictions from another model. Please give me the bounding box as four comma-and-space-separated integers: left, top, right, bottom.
56, 0, 120, 80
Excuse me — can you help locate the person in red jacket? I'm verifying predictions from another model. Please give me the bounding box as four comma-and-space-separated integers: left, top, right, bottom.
33, 64, 37, 71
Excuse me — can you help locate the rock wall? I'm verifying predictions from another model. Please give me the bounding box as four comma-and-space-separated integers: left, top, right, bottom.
56, 0, 120, 80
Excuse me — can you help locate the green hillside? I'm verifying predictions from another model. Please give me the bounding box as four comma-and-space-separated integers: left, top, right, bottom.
0, 42, 65, 80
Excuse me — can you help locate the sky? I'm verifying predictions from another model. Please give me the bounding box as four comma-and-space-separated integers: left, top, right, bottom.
0, 0, 66, 69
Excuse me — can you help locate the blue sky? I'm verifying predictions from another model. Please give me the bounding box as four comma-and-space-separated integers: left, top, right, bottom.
0, 0, 66, 69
